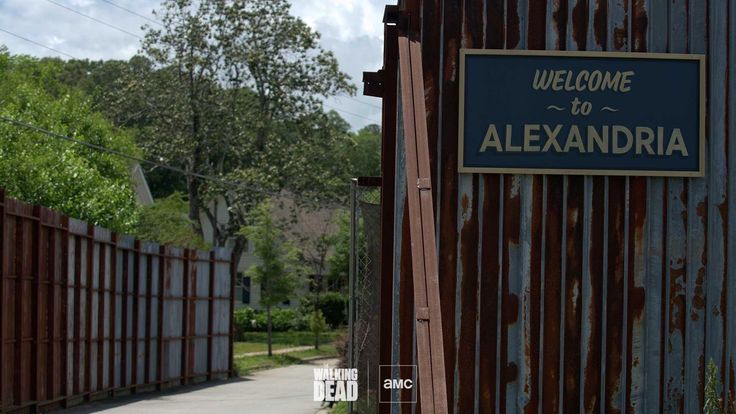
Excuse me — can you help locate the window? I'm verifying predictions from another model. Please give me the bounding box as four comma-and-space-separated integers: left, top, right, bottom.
241, 275, 251, 304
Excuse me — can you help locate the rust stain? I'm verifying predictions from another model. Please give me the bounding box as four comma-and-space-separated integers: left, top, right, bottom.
505, 362, 519, 383
551, 0, 569, 50
692, 267, 706, 317
457, 174, 479, 414
571, 0, 589, 50
592, 0, 607, 47
527, 0, 548, 50
461, 194, 470, 217
632, 0, 648, 52
506, 293, 520, 324
506, 0, 520, 48
669, 265, 687, 330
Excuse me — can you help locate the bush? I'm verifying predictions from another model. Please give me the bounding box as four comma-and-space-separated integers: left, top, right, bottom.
300, 292, 348, 328
233, 307, 260, 340
271, 308, 309, 332
233, 306, 310, 336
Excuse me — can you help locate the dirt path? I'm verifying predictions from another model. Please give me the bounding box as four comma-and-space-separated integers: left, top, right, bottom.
235, 345, 314, 358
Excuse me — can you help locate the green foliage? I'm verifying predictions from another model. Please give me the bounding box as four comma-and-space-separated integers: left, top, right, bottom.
327, 211, 351, 291
0, 52, 140, 232
309, 309, 328, 349
347, 124, 382, 177
233, 307, 309, 340
705, 359, 723, 414
120, 0, 358, 266
300, 291, 348, 328
241, 201, 306, 309
135, 192, 208, 249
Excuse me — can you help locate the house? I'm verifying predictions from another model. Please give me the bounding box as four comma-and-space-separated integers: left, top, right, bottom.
199, 194, 341, 310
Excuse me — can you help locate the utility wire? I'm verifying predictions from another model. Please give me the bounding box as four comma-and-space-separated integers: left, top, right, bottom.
343, 96, 382, 110
0, 115, 345, 208
0, 27, 78, 59
322, 102, 381, 124
98, 0, 163, 27
44, 0, 142, 39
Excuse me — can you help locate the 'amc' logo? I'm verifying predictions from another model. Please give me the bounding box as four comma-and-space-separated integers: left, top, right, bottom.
383, 378, 413, 390
379, 365, 417, 404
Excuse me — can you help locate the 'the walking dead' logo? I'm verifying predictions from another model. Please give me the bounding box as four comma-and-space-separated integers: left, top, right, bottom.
313, 367, 358, 402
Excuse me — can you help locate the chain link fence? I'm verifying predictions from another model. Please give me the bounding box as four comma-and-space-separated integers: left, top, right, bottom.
348, 179, 381, 414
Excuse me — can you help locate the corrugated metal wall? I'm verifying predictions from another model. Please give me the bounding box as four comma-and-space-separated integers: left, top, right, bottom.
386, 0, 736, 412
0, 191, 234, 413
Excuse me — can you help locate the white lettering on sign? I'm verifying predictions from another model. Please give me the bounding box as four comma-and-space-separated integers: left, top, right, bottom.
479, 124, 688, 156
533, 69, 635, 93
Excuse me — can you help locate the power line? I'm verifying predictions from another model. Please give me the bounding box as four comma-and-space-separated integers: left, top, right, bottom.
44, 0, 142, 39
342, 96, 382, 110
0, 115, 345, 208
322, 102, 381, 124
98, 0, 163, 27
0, 27, 78, 59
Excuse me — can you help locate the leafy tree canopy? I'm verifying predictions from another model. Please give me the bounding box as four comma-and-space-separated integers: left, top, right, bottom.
135, 192, 208, 249
0, 49, 140, 232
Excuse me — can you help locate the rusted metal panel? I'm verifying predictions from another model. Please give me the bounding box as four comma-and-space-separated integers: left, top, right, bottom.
0, 192, 234, 412
379, 0, 736, 412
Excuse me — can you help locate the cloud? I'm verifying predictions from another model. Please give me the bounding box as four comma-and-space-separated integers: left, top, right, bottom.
0, 0, 387, 129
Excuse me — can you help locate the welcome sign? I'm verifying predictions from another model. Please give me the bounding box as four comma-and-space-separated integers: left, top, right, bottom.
458, 50, 705, 176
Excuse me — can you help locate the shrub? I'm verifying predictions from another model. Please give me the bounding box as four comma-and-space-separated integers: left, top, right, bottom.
271, 308, 308, 332
299, 292, 348, 328
235, 306, 312, 336
233, 306, 260, 340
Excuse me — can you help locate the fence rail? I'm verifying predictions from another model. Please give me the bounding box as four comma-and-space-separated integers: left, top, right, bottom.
0, 190, 234, 413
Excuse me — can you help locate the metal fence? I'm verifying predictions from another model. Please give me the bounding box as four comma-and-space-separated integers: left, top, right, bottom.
372, 0, 736, 413
348, 179, 382, 413
0, 190, 234, 413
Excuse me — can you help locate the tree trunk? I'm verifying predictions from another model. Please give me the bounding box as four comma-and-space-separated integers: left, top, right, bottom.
315, 331, 319, 350
266, 305, 273, 357
229, 236, 247, 278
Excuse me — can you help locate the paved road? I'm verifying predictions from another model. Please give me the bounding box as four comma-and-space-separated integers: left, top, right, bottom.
62, 358, 340, 414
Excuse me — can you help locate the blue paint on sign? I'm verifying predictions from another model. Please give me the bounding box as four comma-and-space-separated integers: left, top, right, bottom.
459, 50, 704, 176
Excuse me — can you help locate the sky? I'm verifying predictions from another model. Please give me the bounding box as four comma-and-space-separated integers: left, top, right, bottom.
0, 0, 387, 130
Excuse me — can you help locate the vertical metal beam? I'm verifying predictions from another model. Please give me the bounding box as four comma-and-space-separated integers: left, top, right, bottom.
131, 240, 141, 388
207, 250, 215, 380
97, 233, 106, 392
378, 21, 398, 414
120, 247, 128, 389
157, 245, 166, 389
228, 249, 236, 378
109, 233, 117, 390
181, 249, 190, 384
85, 223, 94, 396
347, 178, 357, 414
144, 246, 153, 385
33, 206, 43, 403
60, 215, 69, 405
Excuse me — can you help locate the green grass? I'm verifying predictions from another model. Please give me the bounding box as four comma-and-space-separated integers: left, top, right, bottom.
233, 344, 339, 376
331, 401, 348, 414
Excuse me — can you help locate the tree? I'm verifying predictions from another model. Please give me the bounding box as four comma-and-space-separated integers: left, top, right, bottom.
347, 124, 381, 177
309, 309, 328, 350
241, 201, 305, 356
136, 0, 356, 277
0, 51, 140, 232
135, 192, 208, 249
